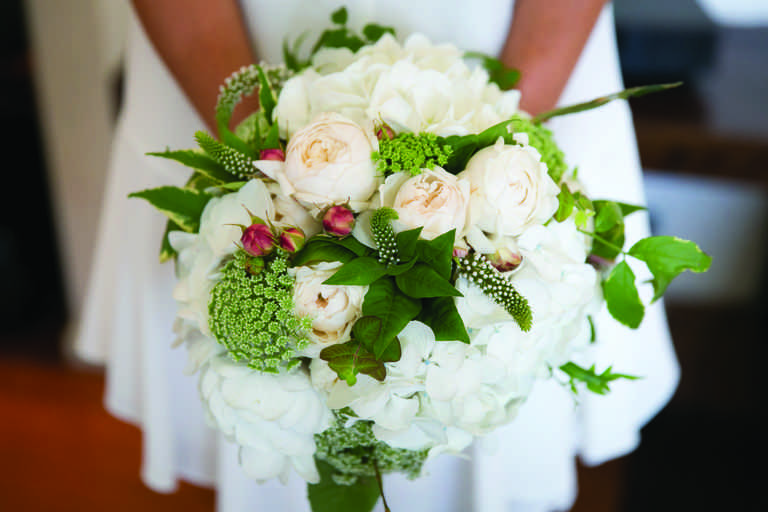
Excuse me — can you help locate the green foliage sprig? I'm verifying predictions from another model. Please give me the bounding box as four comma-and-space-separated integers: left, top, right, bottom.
208, 250, 310, 372
576, 201, 711, 328
559, 362, 638, 395
298, 209, 467, 385
372, 132, 453, 176
283, 7, 396, 72
463, 51, 521, 90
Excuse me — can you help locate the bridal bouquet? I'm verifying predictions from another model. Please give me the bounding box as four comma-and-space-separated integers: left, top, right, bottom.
132, 8, 710, 511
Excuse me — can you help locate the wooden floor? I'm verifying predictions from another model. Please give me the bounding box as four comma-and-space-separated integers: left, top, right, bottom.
0, 356, 624, 512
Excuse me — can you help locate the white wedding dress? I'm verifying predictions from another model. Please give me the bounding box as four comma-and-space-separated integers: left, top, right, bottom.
75, 1, 679, 511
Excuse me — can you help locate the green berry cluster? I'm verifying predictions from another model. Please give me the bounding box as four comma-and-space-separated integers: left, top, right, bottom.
208, 250, 311, 372
371, 208, 400, 265
373, 131, 453, 176
508, 115, 568, 183
314, 411, 428, 486
457, 252, 533, 331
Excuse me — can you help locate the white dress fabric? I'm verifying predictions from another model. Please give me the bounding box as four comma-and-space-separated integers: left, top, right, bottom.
74, 1, 679, 511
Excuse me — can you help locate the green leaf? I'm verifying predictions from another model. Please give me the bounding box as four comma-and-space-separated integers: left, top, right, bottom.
440, 118, 515, 174
362, 278, 422, 359
215, 181, 247, 192
593, 200, 624, 233
602, 260, 645, 328
352, 316, 382, 347
308, 460, 380, 512
323, 235, 369, 257
617, 202, 646, 217
414, 229, 455, 279
587, 315, 596, 343
560, 362, 639, 395
362, 23, 396, 42
319, 341, 386, 386
628, 236, 712, 301
418, 297, 470, 343
395, 263, 462, 299
257, 66, 277, 124
534, 82, 683, 123
147, 149, 238, 183
378, 337, 402, 363
464, 51, 521, 89
262, 121, 281, 150
395, 228, 423, 260
384, 258, 418, 277
129, 186, 213, 233
292, 239, 357, 266
159, 219, 182, 263
554, 183, 575, 222
324, 257, 388, 286
330, 6, 348, 25
311, 28, 366, 55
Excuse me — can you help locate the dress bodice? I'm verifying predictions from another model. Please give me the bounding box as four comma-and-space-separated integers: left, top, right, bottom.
239, 0, 515, 61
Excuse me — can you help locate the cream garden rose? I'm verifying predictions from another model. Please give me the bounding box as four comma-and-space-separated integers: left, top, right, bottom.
291, 262, 366, 356
459, 137, 559, 237
379, 167, 471, 240
263, 113, 380, 213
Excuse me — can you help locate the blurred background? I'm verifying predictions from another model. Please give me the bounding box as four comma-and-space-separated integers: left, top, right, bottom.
1, 0, 766, 510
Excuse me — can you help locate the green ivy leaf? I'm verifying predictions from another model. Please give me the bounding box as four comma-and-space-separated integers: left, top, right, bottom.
147, 149, 238, 184
418, 297, 470, 343
362, 278, 422, 359
440, 119, 516, 174
395, 263, 462, 299
602, 260, 645, 328
617, 202, 646, 217
414, 229, 455, 279
311, 28, 366, 55
384, 258, 418, 277
628, 236, 712, 302
319, 341, 386, 386
292, 239, 357, 266
322, 235, 370, 257
159, 219, 182, 263
593, 200, 624, 233
330, 6, 348, 24
554, 183, 575, 222
362, 23, 396, 42
378, 337, 402, 363
560, 362, 639, 395
129, 186, 213, 233
395, 228, 423, 260
308, 460, 380, 512
323, 257, 387, 286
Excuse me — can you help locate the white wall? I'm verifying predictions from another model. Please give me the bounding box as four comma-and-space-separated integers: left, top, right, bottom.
25, 0, 130, 321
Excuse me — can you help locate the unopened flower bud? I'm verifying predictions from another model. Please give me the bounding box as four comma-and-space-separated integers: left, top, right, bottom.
279, 227, 305, 253
376, 124, 395, 140
244, 256, 265, 275
260, 148, 286, 161
488, 247, 522, 272
241, 222, 275, 257
322, 205, 355, 237
453, 247, 469, 259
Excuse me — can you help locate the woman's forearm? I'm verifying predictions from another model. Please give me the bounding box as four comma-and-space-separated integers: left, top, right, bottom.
131, 0, 259, 130
500, 0, 608, 116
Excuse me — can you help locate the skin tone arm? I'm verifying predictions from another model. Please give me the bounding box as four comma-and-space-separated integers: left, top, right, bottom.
132, 0, 608, 127
500, 0, 609, 115
131, 0, 260, 130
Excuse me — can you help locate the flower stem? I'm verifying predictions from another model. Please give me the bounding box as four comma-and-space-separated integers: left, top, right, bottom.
373, 459, 391, 512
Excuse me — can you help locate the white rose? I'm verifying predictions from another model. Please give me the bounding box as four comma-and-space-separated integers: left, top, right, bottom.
379, 168, 471, 240
260, 113, 380, 213
459, 137, 559, 237
291, 262, 366, 356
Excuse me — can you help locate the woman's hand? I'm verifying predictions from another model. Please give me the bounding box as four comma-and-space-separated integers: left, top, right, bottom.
500, 0, 608, 116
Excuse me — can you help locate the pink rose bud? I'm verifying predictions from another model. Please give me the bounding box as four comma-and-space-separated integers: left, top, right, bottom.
376, 124, 395, 140
453, 247, 469, 259
323, 205, 355, 237
488, 248, 523, 272
260, 148, 285, 161
241, 222, 275, 257
279, 227, 305, 253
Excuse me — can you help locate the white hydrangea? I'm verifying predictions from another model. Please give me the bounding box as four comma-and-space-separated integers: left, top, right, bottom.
200, 354, 333, 483
274, 33, 520, 138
